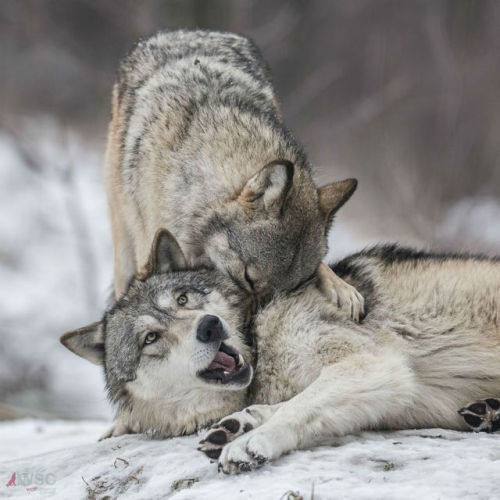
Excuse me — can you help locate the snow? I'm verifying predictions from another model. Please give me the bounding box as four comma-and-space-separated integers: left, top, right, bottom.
1, 419, 499, 499
0, 119, 112, 420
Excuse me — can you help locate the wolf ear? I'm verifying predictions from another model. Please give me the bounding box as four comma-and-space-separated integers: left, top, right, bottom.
238, 160, 294, 216
144, 228, 188, 276
318, 178, 358, 228
60, 322, 104, 365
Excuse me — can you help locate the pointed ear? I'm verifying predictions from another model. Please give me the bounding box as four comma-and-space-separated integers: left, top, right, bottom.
318, 178, 358, 227
238, 160, 294, 215
144, 228, 188, 276
60, 321, 104, 365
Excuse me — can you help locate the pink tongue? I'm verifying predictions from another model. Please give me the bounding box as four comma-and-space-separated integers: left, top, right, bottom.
208, 350, 236, 372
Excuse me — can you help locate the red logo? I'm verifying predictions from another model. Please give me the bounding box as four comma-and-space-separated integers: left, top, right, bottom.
5, 472, 16, 487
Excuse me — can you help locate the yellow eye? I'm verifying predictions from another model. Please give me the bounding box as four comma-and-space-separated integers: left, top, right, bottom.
144, 332, 159, 345
177, 294, 188, 306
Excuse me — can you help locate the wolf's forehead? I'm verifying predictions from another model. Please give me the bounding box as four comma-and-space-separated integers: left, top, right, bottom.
155, 290, 174, 309
135, 314, 163, 329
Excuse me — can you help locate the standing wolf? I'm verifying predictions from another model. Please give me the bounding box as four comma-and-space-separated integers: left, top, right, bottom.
105, 29, 362, 317
61, 232, 500, 471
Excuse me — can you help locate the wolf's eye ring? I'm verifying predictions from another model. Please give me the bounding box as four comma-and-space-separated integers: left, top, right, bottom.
144, 332, 159, 345
177, 294, 188, 306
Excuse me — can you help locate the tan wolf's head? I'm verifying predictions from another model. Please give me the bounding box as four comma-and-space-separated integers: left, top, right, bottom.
201, 159, 357, 298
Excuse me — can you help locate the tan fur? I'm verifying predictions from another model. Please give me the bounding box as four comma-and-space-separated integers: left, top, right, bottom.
104, 83, 137, 290
103, 30, 363, 320
198, 250, 500, 473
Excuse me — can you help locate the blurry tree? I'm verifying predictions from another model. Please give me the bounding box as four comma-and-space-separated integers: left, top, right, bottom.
1, 0, 499, 245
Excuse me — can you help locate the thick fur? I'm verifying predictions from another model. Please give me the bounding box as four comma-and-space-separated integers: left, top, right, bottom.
104, 29, 362, 317
200, 246, 500, 472
61, 237, 500, 470
61, 231, 254, 439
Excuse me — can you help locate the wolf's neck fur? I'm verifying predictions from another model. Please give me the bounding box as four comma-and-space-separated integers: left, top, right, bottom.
122, 386, 248, 438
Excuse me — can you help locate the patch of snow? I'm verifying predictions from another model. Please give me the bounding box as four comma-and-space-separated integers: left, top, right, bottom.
0, 419, 499, 499
0, 118, 112, 419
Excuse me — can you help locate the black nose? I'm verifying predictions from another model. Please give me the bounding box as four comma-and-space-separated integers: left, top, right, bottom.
196, 315, 226, 343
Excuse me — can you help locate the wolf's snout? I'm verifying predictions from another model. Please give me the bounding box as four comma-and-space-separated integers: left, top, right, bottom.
197, 315, 226, 343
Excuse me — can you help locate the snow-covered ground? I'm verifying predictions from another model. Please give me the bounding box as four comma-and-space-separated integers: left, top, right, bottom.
1, 419, 499, 500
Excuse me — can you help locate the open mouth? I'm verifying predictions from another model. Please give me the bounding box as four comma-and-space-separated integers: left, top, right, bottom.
198, 342, 251, 386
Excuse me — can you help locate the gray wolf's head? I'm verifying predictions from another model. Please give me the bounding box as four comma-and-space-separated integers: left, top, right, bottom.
202, 160, 357, 298
61, 230, 253, 438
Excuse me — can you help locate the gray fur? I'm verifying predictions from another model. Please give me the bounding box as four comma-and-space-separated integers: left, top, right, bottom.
105, 29, 361, 315
61, 231, 252, 438
61, 236, 500, 467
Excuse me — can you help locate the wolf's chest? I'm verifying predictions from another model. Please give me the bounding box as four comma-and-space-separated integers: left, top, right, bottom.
249, 336, 323, 405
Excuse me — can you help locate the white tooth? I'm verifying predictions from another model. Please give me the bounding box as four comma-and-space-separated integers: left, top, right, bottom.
223, 371, 229, 376
238, 354, 244, 367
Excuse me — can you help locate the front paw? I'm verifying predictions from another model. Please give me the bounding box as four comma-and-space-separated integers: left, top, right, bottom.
198, 410, 258, 460
98, 414, 133, 440
334, 280, 365, 322
218, 431, 272, 474
459, 398, 500, 432
317, 263, 365, 322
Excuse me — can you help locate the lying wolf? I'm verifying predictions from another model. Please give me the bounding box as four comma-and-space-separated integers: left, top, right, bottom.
61, 232, 500, 473
104, 29, 362, 318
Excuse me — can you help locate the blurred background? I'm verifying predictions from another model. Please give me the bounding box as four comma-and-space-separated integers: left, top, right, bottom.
1, 0, 499, 421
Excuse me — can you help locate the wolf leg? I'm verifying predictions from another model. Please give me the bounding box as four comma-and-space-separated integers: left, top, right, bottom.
98, 413, 134, 440
459, 399, 500, 432
217, 350, 415, 474
198, 403, 284, 459
109, 211, 137, 298
317, 263, 365, 322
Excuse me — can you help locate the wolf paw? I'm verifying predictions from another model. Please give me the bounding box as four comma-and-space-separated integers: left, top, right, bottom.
217, 431, 271, 474
335, 280, 365, 322
197, 410, 259, 460
459, 398, 500, 432
317, 263, 365, 322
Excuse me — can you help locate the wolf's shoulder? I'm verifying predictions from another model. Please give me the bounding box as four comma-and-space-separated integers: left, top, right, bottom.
125, 29, 261, 60
116, 29, 271, 92
333, 244, 499, 276
331, 244, 499, 311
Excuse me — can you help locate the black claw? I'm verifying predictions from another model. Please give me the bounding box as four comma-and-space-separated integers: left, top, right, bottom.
491, 420, 500, 432
486, 398, 500, 410
204, 448, 222, 460
253, 454, 267, 465
221, 419, 240, 434
206, 430, 228, 445
235, 460, 253, 472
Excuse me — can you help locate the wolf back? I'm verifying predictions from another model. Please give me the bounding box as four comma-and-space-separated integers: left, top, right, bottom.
104, 29, 361, 317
